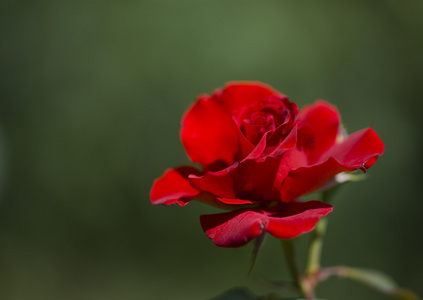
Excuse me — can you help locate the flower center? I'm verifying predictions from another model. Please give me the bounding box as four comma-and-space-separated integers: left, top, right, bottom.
234, 98, 291, 145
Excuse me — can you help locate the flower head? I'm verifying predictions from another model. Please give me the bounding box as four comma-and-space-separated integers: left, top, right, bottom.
150, 82, 384, 247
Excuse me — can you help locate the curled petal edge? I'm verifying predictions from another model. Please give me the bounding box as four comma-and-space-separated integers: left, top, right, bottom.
280, 127, 385, 202
200, 200, 333, 247
150, 166, 201, 206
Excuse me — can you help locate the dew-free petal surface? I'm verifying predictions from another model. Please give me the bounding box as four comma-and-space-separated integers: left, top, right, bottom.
200, 200, 332, 247
150, 166, 201, 206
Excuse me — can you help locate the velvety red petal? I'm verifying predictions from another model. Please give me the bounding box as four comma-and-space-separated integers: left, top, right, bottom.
189, 164, 239, 200
216, 197, 258, 205
241, 126, 296, 163
299, 101, 341, 163
276, 147, 308, 187
200, 201, 332, 247
280, 157, 356, 202
150, 166, 201, 206
280, 128, 384, 202
189, 156, 283, 202
262, 123, 298, 159
266, 201, 333, 239
192, 193, 256, 210
181, 95, 254, 170
318, 128, 385, 169
213, 82, 285, 113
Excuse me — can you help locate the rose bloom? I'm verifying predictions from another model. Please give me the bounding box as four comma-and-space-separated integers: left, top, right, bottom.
150, 82, 384, 247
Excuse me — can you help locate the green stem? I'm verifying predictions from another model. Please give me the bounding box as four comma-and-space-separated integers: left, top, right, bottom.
306, 188, 335, 276
281, 239, 308, 298
306, 217, 327, 275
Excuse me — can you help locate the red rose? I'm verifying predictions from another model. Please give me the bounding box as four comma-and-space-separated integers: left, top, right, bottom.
150, 82, 384, 247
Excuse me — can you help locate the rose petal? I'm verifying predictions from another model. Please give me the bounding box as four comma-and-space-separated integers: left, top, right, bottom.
318, 128, 385, 168
189, 156, 283, 202
280, 157, 356, 202
242, 126, 296, 163
265, 201, 333, 239
214, 82, 284, 113
181, 95, 254, 171
262, 123, 298, 159
299, 101, 341, 163
150, 166, 201, 206
200, 201, 333, 247
276, 146, 308, 186
280, 128, 384, 202
216, 197, 258, 205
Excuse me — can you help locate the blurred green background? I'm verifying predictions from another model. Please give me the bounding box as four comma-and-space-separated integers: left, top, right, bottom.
1, 1, 422, 299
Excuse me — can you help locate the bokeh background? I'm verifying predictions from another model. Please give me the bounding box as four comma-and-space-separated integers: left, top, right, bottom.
1, 1, 422, 299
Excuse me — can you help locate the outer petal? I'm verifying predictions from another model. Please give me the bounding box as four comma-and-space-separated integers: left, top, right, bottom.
299, 101, 341, 163
200, 201, 332, 247
280, 157, 356, 202
318, 128, 385, 168
280, 128, 385, 202
181, 95, 254, 171
213, 82, 284, 113
150, 166, 201, 206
